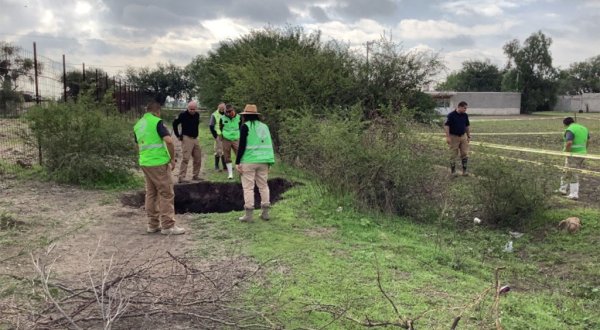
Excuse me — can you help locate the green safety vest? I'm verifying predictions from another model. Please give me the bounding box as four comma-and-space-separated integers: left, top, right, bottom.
222, 115, 241, 141
212, 110, 223, 135
241, 121, 275, 165
133, 113, 171, 166
564, 123, 588, 154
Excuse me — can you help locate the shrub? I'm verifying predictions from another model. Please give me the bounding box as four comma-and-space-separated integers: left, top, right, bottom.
472, 156, 554, 227
279, 106, 441, 219
26, 94, 137, 186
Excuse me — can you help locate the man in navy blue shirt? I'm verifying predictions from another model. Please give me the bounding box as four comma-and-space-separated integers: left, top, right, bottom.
444, 101, 471, 175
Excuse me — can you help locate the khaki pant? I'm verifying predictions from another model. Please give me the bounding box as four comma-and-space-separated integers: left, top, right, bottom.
449, 134, 469, 162
562, 156, 585, 184
222, 139, 239, 164
179, 135, 201, 179
214, 136, 223, 157
142, 164, 176, 230
240, 163, 270, 210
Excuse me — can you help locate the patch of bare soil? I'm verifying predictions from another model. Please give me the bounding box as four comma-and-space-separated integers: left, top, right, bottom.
0, 177, 272, 329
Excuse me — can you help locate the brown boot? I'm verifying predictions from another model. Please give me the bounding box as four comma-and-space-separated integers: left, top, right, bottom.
239, 208, 253, 222
260, 204, 270, 221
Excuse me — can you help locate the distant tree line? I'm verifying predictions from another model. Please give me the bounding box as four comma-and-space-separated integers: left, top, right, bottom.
436, 31, 600, 113
5, 28, 597, 115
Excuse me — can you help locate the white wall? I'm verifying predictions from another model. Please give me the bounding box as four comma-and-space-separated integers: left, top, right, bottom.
429, 92, 521, 115
554, 94, 600, 112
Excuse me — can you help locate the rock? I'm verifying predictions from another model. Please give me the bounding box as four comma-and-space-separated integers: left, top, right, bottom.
558, 217, 581, 234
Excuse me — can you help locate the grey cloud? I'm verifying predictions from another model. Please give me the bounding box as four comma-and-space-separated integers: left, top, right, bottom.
227, 0, 292, 23
333, 0, 398, 20
309, 6, 329, 22
445, 35, 475, 48
15, 33, 81, 54
101, 0, 292, 27
85, 39, 128, 56
120, 4, 199, 30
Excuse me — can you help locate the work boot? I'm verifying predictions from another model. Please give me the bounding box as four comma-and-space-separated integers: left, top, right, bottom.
226, 163, 233, 179
146, 226, 161, 233
461, 158, 468, 176
260, 204, 270, 220
239, 208, 253, 222
214, 155, 220, 171
450, 163, 458, 177
566, 183, 579, 200
557, 184, 568, 195
192, 175, 201, 181
161, 225, 186, 235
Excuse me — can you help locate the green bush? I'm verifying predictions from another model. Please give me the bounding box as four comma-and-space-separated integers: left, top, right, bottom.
472, 156, 554, 227
26, 94, 137, 186
279, 106, 441, 219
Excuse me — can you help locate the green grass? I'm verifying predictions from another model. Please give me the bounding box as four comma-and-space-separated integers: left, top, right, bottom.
182, 112, 599, 328
189, 175, 599, 329
2, 112, 597, 328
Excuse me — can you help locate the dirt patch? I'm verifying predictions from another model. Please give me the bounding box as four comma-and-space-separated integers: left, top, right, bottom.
0, 176, 272, 329
121, 177, 294, 213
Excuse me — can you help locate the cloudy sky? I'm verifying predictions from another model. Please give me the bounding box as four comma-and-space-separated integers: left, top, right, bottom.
1, 0, 599, 80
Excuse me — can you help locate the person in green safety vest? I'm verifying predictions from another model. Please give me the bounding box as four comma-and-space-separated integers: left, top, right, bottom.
557, 117, 590, 200
235, 104, 275, 222
133, 101, 185, 235
219, 104, 241, 179
209, 102, 226, 171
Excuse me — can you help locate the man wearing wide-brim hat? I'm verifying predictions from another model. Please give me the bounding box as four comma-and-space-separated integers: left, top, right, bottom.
235, 104, 275, 222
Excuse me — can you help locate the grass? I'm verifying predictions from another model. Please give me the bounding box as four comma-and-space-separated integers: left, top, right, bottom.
2, 111, 598, 328
188, 114, 599, 329
189, 178, 599, 329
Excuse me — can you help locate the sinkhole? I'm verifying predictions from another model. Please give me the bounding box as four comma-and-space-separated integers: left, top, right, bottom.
120, 178, 294, 214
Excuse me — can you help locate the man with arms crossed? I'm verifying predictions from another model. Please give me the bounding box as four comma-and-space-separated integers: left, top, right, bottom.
173, 101, 202, 183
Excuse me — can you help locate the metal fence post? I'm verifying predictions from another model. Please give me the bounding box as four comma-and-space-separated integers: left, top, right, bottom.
33, 42, 40, 104
62, 54, 67, 102
95, 69, 99, 101
118, 79, 122, 113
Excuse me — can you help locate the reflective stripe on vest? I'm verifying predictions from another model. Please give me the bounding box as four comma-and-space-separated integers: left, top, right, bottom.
241, 121, 275, 165
140, 143, 165, 151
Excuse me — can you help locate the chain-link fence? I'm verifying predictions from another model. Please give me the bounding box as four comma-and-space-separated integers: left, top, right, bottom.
1, 41, 151, 173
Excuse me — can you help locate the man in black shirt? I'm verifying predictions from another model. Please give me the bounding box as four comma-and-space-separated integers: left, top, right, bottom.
172, 101, 201, 183
444, 101, 471, 175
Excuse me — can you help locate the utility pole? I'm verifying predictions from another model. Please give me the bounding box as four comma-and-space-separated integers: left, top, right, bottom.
366, 41, 374, 79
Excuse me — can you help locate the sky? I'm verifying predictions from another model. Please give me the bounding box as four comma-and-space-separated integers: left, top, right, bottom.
1, 0, 599, 81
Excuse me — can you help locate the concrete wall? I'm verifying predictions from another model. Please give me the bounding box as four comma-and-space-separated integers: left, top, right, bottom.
428, 92, 521, 115
553, 94, 600, 112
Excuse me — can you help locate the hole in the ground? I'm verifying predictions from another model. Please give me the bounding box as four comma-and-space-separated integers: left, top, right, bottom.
120, 178, 294, 214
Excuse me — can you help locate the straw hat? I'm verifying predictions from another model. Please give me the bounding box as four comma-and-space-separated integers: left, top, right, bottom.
240, 104, 259, 115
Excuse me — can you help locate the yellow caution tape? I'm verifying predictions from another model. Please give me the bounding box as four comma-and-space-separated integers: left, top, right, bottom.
418, 132, 562, 136
471, 151, 600, 177
469, 117, 563, 122
470, 141, 600, 160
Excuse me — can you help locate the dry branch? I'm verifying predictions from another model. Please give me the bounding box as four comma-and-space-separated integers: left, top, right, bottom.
24, 245, 277, 329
